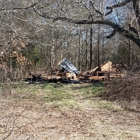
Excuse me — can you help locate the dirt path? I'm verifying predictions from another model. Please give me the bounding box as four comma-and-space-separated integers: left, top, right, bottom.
0, 83, 140, 140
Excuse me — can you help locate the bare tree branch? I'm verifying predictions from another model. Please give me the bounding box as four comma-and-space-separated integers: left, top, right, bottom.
75, 1, 94, 20
105, 7, 113, 16
33, 6, 140, 47
105, 0, 132, 16
106, 0, 132, 9
106, 0, 140, 25
132, 0, 140, 25
106, 29, 117, 39
89, 0, 104, 17
0, 0, 42, 11
129, 24, 139, 35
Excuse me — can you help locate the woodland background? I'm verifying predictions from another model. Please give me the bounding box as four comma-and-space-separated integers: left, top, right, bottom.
0, 0, 140, 80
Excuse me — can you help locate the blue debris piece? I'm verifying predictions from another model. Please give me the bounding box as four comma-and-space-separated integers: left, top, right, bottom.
59, 58, 79, 74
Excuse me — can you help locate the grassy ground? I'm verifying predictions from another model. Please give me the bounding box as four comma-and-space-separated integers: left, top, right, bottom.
0, 82, 140, 140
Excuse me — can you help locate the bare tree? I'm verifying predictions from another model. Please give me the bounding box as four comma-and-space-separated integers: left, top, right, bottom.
33, 0, 140, 48
1, 0, 139, 74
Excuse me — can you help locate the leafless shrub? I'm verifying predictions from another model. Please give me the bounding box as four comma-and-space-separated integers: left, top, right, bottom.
104, 72, 140, 111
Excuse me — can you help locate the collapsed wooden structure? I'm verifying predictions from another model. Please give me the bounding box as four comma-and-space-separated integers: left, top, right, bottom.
25, 59, 129, 83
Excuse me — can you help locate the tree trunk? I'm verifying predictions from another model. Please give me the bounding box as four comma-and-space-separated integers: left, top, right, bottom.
128, 39, 132, 67
78, 25, 81, 71
97, 25, 101, 67
89, 26, 93, 70
85, 28, 88, 70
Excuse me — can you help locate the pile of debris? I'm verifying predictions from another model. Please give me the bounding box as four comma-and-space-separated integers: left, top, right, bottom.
25, 59, 129, 83
25, 58, 80, 83
85, 61, 129, 81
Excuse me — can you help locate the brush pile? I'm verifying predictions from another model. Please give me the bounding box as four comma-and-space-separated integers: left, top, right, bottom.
104, 73, 140, 111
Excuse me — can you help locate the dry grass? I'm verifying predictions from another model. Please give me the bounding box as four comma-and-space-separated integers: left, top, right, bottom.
104, 74, 140, 111
0, 82, 140, 140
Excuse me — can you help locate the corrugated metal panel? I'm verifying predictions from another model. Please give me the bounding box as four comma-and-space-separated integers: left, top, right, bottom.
59, 58, 79, 74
